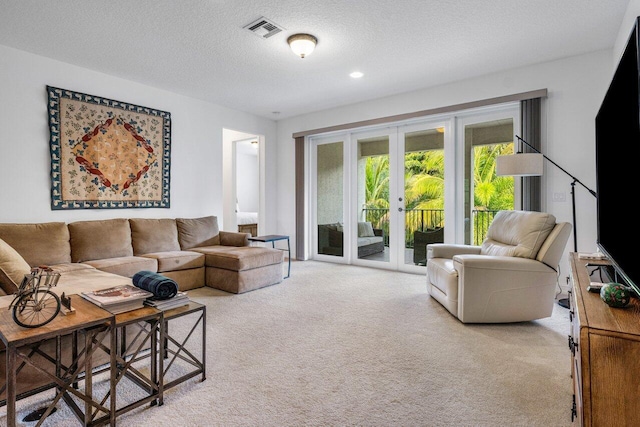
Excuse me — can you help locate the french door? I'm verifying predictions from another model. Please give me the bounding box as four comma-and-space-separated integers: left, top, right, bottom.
311, 119, 451, 273
396, 121, 451, 273
310, 103, 519, 273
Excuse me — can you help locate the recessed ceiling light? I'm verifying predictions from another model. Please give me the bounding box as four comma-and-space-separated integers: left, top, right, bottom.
350, 71, 364, 78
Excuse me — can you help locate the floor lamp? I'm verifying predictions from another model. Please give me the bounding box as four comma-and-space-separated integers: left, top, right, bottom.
496, 135, 597, 309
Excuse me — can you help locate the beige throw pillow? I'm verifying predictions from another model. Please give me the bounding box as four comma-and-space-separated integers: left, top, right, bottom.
0, 237, 31, 295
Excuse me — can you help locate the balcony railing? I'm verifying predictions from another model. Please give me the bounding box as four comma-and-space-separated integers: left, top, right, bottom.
362, 208, 500, 247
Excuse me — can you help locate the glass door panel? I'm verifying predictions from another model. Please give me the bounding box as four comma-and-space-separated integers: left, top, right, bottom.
402, 127, 445, 268
356, 134, 390, 264
314, 139, 345, 258
461, 115, 516, 245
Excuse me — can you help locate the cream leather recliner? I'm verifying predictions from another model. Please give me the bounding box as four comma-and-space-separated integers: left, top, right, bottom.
426, 210, 571, 323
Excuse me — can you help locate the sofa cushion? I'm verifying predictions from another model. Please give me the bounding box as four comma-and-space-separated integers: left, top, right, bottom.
176, 216, 220, 249
357, 221, 375, 237
480, 210, 556, 259
140, 251, 205, 273
49, 263, 96, 274
130, 218, 181, 255
357, 236, 383, 247
69, 218, 133, 263
83, 256, 157, 278
0, 238, 31, 295
0, 222, 71, 266
194, 246, 283, 272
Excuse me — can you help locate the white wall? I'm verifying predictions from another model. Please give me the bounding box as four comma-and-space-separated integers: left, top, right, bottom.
0, 44, 277, 231
277, 49, 614, 284
614, 0, 640, 65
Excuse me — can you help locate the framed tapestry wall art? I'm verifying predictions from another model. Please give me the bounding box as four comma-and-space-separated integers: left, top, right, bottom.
47, 86, 171, 209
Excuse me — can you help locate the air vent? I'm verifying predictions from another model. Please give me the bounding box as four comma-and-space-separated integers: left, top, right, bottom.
244, 16, 284, 39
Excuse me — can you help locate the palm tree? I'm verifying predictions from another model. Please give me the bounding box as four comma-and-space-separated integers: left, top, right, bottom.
404, 151, 444, 210
473, 143, 514, 211
404, 151, 444, 231
363, 156, 390, 230
362, 143, 514, 246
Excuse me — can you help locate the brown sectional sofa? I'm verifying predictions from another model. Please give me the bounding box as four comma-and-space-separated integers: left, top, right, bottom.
0, 215, 284, 400
0, 215, 284, 297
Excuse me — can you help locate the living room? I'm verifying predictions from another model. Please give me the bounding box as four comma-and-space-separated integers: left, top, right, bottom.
1, 1, 639, 426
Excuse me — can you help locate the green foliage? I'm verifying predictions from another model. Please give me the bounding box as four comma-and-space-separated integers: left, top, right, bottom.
362, 142, 515, 243
473, 143, 514, 211
364, 156, 389, 210
363, 156, 390, 230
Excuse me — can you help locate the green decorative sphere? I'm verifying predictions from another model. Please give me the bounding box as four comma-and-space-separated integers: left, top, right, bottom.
600, 283, 632, 308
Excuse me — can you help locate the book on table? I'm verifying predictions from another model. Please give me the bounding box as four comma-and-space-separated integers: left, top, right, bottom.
143, 291, 190, 311
81, 284, 154, 314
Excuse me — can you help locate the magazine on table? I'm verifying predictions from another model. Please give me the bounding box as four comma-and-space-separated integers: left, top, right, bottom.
81, 284, 153, 307
102, 300, 148, 314
144, 291, 190, 310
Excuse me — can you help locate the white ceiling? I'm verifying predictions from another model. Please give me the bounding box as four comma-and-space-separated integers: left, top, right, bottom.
0, 1, 630, 120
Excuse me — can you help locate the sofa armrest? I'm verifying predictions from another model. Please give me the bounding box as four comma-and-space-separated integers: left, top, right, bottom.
219, 231, 249, 247
427, 244, 481, 260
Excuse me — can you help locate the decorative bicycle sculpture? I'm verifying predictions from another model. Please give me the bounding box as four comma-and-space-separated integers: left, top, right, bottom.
8, 266, 61, 328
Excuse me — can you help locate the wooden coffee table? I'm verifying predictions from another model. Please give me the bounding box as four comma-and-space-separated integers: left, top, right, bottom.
0, 296, 116, 427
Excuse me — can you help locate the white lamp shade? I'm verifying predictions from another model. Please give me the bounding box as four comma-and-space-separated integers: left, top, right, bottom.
496, 153, 544, 176
288, 34, 317, 58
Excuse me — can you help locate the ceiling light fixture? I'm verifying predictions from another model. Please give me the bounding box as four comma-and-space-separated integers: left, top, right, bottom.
350, 71, 364, 78
287, 34, 317, 58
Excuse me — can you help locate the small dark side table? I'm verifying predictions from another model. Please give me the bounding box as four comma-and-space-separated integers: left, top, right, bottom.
248, 235, 291, 279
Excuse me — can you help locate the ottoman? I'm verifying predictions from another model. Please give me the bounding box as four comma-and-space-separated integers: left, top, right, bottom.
193, 246, 284, 294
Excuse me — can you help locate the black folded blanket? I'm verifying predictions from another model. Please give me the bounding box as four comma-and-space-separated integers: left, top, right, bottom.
132, 270, 178, 300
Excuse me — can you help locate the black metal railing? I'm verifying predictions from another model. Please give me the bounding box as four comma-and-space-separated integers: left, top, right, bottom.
361, 208, 500, 247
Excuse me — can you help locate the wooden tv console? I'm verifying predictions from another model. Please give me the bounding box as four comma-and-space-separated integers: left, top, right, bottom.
568, 252, 640, 425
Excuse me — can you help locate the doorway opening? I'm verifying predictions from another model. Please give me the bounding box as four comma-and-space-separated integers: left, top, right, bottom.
222, 129, 264, 236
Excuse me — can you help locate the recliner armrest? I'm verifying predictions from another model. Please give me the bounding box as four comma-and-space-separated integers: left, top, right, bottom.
452, 254, 555, 273
427, 244, 481, 260
453, 254, 559, 323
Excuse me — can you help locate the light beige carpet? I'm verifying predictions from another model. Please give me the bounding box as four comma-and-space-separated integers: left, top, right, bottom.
6, 260, 572, 426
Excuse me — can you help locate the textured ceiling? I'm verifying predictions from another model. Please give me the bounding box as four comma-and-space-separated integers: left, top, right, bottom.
0, 0, 630, 119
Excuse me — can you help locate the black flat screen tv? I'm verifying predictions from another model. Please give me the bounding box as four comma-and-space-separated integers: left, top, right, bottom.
595, 16, 640, 296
